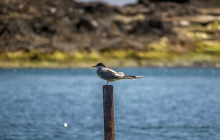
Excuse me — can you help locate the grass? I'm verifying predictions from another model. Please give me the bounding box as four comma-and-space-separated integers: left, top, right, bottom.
207, 21, 220, 30
195, 41, 220, 55
1, 47, 220, 68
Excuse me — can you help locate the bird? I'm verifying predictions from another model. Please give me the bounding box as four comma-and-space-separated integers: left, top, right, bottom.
92, 63, 142, 85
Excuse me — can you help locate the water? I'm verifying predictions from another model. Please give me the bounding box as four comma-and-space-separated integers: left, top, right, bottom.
0, 68, 220, 140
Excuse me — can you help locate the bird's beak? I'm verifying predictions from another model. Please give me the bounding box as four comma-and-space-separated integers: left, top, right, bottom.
92, 65, 96, 68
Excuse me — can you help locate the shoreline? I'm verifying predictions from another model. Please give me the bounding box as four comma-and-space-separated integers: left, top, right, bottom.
1, 59, 220, 68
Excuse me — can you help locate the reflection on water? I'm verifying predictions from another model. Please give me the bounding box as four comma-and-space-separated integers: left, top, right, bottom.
0, 68, 220, 140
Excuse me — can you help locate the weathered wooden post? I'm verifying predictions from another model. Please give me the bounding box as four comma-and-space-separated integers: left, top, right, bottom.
103, 85, 115, 140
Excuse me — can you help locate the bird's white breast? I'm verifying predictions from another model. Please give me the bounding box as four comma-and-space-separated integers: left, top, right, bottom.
96, 67, 105, 80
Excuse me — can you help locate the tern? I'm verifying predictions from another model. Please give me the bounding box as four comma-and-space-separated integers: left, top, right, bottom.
92, 63, 142, 85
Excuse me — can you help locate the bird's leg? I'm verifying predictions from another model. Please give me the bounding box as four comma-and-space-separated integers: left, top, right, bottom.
105, 81, 109, 86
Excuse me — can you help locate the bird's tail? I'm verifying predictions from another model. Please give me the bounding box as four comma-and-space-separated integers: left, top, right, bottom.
122, 75, 143, 79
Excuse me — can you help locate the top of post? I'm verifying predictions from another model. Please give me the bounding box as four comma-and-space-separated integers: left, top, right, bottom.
103, 85, 113, 90
103, 85, 113, 87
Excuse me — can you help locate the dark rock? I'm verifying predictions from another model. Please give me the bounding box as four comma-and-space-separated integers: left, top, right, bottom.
129, 17, 174, 36
138, 0, 150, 5
190, 0, 220, 8
150, 0, 189, 3
31, 17, 56, 36
0, 0, 218, 53
112, 20, 127, 33
139, 0, 189, 4
82, 2, 114, 17
75, 18, 98, 32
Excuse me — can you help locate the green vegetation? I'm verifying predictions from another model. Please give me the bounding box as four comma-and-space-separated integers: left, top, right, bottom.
195, 41, 220, 55
1, 42, 220, 68
207, 21, 220, 30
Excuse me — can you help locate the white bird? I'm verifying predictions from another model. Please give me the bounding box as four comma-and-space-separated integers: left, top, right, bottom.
92, 63, 142, 85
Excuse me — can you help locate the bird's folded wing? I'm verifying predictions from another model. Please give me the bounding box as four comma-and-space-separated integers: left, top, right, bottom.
100, 68, 124, 79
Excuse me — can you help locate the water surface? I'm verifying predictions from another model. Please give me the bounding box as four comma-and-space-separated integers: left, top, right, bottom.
0, 68, 220, 140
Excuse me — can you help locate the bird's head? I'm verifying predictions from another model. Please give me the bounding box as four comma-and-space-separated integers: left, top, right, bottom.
92, 63, 106, 68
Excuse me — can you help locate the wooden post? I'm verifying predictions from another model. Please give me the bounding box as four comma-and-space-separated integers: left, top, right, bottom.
103, 85, 115, 140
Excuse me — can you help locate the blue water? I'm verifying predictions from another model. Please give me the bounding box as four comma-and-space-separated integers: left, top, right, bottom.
0, 68, 220, 140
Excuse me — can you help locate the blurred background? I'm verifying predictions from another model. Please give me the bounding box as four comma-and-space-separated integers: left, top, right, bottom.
0, 0, 220, 140
0, 0, 220, 67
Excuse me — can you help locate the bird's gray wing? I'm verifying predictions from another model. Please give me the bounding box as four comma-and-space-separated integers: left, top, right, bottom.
99, 68, 124, 80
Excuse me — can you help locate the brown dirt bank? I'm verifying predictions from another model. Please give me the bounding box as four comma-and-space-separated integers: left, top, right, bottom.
0, 0, 220, 68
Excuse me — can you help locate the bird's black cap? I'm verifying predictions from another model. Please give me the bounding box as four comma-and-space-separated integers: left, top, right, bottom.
96, 63, 105, 67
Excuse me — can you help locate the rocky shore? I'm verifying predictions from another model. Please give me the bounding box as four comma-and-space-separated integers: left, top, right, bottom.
0, 0, 220, 68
